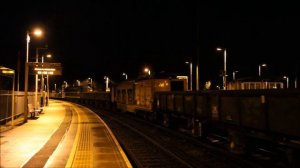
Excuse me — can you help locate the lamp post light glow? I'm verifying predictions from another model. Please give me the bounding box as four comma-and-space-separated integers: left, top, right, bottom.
33, 28, 43, 36
24, 28, 43, 122
144, 68, 151, 76
122, 73, 128, 80
217, 47, 227, 90
258, 63, 267, 77
185, 61, 193, 91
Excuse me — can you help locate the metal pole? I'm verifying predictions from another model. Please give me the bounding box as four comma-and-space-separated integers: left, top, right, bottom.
41, 56, 44, 107
35, 48, 39, 109
47, 74, 49, 106
106, 77, 109, 91
196, 64, 199, 91
233, 71, 238, 81
24, 32, 30, 122
233, 71, 235, 81
190, 63, 193, 91
258, 65, 261, 77
223, 49, 227, 90
17, 52, 20, 91
12, 71, 15, 127
287, 77, 289, 89
91, 78, 93, 91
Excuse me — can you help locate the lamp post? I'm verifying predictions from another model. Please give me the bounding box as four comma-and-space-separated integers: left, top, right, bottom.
258, 63, 267, 77
88, 77, 93, 91
24, 28, 43, 122
46, 75, 49, 106
185, 62, 193, 91
217, 48, 227, 90
233, 71, 239, 81
41, 56, 45, 107
283, 76, 289, 89
76, 80, 81, 86
196, 63, 199, 91
144, 67, 151, 76
64, 81, 68, 88
122, 72, 128, 80
35, 47, 48, 109
104, 76, 110, 92
45, 54, 52, 106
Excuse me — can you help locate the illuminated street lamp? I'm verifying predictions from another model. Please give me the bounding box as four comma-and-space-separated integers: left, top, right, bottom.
233, 71, 239, 81
45, 55, 52, 106
217, 47, 227, 90
283, 76, 289, 89
144, 67, 151, 76
24, 28, 43, 122
35, 47, 48, 109
104, 76, 110, 92
76, 80, 81, 86
88, 77, 93, 91
258, 63, 267, 77
185, 61, 193, 91
40, 54, 52, 107
64, 81, 68, 88
122, 72, 128, 80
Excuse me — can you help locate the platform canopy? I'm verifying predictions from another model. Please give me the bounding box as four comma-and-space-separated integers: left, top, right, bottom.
0, 66, 15, 77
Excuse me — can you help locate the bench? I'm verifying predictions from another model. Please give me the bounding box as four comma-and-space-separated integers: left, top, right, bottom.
28, 104, 41, 118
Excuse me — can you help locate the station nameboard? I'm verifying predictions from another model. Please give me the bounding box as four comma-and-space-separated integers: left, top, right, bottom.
28, 62, 62, 75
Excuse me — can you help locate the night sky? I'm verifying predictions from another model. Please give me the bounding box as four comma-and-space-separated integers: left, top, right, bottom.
1, 1, 299, 90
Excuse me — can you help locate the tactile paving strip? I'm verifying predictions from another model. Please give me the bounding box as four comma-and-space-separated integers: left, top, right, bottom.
71, 110, 93, 168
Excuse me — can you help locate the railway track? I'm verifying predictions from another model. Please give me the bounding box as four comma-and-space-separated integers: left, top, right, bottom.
92, 108, 263, 168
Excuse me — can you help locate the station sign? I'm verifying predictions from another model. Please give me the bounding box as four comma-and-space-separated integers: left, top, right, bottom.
28, 62, 62, 75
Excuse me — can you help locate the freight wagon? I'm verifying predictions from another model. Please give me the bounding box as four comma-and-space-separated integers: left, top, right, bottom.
154, 89, 300, 154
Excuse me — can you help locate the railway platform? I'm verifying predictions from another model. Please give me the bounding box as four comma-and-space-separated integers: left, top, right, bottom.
0, 99, 132, 168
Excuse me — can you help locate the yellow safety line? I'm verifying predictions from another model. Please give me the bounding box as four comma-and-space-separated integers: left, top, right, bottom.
67, 103, 132, 168
65, 106, 81, 168
91, 110, 133, 168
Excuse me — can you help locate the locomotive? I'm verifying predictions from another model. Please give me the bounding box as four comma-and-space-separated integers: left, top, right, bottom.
112, 76, 188, 118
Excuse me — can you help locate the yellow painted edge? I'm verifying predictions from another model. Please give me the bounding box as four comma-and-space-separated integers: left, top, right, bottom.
65, 106, 81, 168
88, 108, 133, 168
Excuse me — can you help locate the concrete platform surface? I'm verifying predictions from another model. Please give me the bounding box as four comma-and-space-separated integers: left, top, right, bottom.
0, 100, 132, 168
